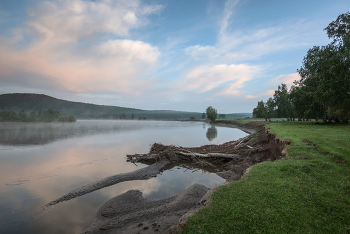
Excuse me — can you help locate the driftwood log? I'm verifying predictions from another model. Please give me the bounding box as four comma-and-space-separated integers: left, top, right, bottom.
126, 134, 256, 165
127, 152, 240, 162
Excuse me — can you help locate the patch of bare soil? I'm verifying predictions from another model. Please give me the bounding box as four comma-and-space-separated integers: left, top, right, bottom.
83, 125, 291, 234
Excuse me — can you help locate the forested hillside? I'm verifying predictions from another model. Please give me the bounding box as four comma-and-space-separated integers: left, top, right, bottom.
0, 93, 251, 120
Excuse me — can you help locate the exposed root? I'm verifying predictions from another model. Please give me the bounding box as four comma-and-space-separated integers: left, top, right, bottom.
127, 134, 255, 165
127, 127, 292, 182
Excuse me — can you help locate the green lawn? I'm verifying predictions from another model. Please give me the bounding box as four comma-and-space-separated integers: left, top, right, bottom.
218, 118, 268, 125
181, 121, 350, 234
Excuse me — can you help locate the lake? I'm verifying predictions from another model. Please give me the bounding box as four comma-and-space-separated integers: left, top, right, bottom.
0, 120, 247, 234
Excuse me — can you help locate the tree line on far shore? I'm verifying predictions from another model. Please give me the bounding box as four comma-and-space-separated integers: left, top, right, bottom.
114, 111, 227, 121
253, 12, 350, 124
112, 113, 147, 120
0, 109, 77, 122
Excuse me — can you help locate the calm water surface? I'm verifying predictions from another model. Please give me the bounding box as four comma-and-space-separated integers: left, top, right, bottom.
0, 120, 247, 234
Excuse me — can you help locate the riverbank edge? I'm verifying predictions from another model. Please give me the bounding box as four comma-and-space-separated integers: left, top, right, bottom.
83, 119, 287, 233
179, 119, 261, 135
179, 120, 350, 233
172, 119, 270, 231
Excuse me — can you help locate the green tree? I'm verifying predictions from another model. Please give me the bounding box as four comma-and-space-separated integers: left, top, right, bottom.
253, 101, 267, 120
294, 12, 350, 123
201, 113, 206, 119
122, 113, 127, 119
29, 111, 36, 120
265, 98, 276, 120
273, 83, 293, 119
218, 114, 226, 119
324, 11, 350, 46
44, 109, 59, 122
206, 106, 217, 122
67, 115, 77, 122
37, 109, 43, 121
0, 111, 9, 121
18, 110, 27, 121
8, 111, 18, 120
131, 113, 134, 120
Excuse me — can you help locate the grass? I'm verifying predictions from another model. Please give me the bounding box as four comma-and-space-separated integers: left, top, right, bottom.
221, 118, 267, 125
181, 121, 350, 234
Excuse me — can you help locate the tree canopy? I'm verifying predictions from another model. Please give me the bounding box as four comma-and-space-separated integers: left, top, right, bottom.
206, 106, 217, 122
0, 109, 76, 122
253, 12, 350, 123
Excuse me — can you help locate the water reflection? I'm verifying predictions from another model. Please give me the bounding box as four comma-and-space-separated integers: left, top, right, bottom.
206, 125, 218, 141
0, 120, 154, 146
0, 120, 247, 234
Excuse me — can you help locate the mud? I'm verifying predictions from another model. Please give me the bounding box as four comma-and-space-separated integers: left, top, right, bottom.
213, 119, 260, 134
216, 127, 291, 181
83, 183, 209, 234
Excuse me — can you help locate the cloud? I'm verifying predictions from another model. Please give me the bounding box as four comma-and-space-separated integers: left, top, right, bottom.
185, 17, 327, 64
185, 45, 216, 60
271, 73, 300, 89
219, 0, 240, 38
26, 0, 163, 43
99, 39, 159, 63
243, 73, 300, 100
182, 64, 260, 95
0, 0, 163, 95
241, 73, 299, 100
244, 90, 275, 99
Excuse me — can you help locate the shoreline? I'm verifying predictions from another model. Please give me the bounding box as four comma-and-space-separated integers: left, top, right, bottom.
80, 120, 290, 233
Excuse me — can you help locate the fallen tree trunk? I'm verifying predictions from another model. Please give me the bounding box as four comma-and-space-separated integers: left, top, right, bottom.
127, 150, 241, 164
175, 151, 240, 159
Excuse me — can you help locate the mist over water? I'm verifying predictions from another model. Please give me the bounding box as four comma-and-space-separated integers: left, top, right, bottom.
0, 120, 247, 234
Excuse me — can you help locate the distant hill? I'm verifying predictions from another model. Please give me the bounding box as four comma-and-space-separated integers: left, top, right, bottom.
0, 93, 252, 119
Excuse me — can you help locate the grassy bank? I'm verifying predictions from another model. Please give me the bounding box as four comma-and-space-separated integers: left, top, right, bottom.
181, 120, 350, 233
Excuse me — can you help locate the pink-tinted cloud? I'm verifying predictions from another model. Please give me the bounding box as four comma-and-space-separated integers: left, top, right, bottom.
182, 64, 260, 95
271, 73, 300, 89
26, 0, 163, 43
0, 0, 163, 95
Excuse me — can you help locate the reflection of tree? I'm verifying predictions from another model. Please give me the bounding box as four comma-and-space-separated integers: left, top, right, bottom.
206, 125, 218, 141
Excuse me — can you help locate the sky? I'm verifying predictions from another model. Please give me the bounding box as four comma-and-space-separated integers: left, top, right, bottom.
0, 0, 349, 113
